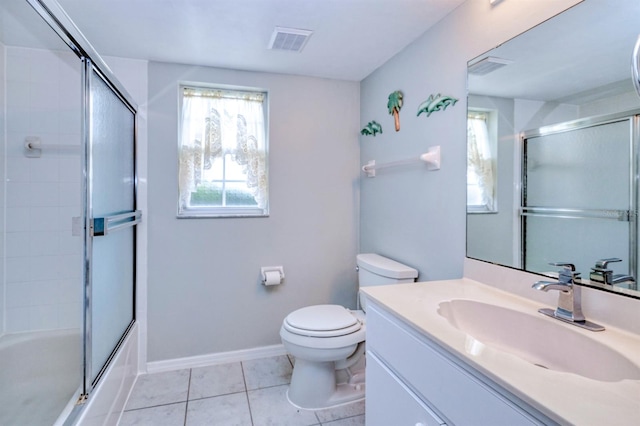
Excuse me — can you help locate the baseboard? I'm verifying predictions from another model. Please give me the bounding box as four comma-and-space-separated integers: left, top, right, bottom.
146, 344, 288, 374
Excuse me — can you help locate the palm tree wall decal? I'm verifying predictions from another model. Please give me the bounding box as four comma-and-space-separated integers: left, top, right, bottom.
361, 120, 383, 136
387, 90, 403, 132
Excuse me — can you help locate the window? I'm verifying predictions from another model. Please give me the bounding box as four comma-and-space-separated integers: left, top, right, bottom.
178, 86, 268, 217
467, 109, 497, 213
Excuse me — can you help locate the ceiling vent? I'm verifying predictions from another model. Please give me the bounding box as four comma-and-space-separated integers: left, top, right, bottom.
268, 27, 313, 52
468, 56, 513, 76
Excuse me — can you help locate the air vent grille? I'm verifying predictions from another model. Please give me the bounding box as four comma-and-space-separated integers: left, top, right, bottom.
268, 27, 313, 52
468, 56, 513, 76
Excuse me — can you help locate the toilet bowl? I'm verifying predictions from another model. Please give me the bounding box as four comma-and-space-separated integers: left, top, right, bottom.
280, 305, 366, 409
280, 254, 418, 410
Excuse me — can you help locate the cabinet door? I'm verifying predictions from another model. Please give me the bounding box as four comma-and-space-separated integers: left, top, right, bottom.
366, 353, 445, 426
367, 303, 544, 426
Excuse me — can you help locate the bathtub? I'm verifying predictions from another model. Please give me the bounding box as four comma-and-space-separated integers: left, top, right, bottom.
0, 329, 82, 426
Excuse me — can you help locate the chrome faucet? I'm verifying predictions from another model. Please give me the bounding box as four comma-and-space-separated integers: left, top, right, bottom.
589, 258, 620, 285
532, 262, 584, 322
589, 257, 636, 288
532, 262, 604, 331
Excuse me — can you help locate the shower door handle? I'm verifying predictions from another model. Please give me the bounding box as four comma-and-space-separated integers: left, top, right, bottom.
633, 34, 640, 97
91, 210, 142, 236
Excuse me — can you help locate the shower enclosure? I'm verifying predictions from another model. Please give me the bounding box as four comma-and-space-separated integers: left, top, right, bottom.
521, 111, 639, 284
0, 1, 139, 424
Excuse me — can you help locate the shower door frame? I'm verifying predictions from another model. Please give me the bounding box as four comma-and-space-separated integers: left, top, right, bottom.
82, 58, 139, 395
519, 109, 640, 280
27, 0, 140, 403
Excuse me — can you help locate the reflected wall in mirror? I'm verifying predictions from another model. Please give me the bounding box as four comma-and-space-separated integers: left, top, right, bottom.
466, 0, 640, 298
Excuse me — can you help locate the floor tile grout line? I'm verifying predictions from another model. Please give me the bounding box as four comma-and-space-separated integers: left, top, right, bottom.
240, 360, 255, 426
244, 390, 254, 426
187, 389, 248, 403
322, 413, 366, 425
247, 381, 294, 392
286, 354, 294, 368
183, 369, 192, 426
123, 400, 188, 412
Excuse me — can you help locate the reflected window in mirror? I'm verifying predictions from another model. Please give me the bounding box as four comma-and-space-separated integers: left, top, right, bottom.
467, 109, 497, 213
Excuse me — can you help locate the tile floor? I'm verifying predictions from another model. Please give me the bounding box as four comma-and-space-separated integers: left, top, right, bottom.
118, 355, 365, 426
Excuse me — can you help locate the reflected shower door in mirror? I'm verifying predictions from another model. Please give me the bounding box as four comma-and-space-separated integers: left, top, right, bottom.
522, 113, 638, 293
466, 0, 640, 298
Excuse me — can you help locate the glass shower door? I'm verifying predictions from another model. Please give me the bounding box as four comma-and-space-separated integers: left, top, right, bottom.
85, 62, 138, 390
521, 117, 635, 277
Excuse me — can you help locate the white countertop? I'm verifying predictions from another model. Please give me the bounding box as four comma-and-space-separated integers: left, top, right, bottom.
362, 278, 640, 426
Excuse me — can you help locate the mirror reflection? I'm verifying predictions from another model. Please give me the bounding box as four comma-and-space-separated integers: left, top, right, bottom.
466, 0, 640, 298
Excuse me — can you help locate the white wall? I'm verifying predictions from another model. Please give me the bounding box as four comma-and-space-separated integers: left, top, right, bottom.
513, 99, 579, 131
147, 62, 360, 362
359, 0, 581, 280
4, 46, 83, 333
579, 89, 640, 118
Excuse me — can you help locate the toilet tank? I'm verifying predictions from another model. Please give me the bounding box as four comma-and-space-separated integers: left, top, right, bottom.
357, 253, 418, 287
357, 254, 418, 312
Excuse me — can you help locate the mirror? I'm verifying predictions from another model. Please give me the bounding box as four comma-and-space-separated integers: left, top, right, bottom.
466, 0, 640, 298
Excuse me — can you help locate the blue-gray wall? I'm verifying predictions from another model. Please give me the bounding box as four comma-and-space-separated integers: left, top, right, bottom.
359, 0, 581, 281
0, 41, 4, 334
144, 0, 582, 362
147, 62, 360, 361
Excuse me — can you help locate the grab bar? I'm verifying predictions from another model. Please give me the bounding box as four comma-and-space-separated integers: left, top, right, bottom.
362, 146, 441, 177
24, 137, 80, 158
633, 35, 640, 98
520, 207, 630, 221
92, 210, 142, 236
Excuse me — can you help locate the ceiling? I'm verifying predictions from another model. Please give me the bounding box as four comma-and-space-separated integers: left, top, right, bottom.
6, 0, 635, 103
40, 0, 467, 82
468, 1, 640, 103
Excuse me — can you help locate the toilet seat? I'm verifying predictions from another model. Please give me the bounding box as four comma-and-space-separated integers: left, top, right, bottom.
284, 305, 363, 338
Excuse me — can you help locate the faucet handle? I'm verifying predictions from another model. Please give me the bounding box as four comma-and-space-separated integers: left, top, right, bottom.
594, 258, 622, 269
548, 262, 580, 283
549, 262, 576, 271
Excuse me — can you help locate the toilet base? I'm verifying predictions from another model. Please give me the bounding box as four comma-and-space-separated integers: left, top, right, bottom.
286, 358, 365, 410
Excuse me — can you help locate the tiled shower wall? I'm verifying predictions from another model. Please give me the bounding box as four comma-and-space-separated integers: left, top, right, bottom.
4, 46, 83, 333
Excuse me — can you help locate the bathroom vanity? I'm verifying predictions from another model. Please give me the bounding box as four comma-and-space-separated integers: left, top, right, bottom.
362, 279, 640, 426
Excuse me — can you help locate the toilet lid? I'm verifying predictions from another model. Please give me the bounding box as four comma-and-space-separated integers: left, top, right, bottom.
284, 305, 362, 337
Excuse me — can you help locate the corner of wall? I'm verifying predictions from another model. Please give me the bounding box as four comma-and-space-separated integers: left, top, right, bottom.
0, 40, 5, 335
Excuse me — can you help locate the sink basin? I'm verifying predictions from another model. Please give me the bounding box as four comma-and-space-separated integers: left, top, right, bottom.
437, 299, 640, 382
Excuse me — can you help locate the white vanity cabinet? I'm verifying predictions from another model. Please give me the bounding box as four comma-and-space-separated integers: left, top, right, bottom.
367, 352, 445, 426
365, 301, 553, 426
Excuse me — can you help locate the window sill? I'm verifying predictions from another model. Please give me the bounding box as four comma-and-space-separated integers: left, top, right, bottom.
177, 206, 269, 219
467, 207, 498, 214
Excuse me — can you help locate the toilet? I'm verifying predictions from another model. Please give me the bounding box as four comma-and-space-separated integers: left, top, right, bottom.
280, 253, 418, 409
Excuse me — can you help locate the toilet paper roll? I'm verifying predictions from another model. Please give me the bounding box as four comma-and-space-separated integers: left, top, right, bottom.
263, 271, 281, 286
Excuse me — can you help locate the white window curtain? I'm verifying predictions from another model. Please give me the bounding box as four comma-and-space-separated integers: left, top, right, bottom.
467, 113, 496, 211
179, 88, 268, 212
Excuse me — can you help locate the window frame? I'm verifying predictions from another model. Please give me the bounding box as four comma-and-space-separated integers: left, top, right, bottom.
177, 83, 269, 219
467, 108, 498, 214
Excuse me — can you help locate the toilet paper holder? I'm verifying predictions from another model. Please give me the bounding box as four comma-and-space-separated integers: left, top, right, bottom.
261, 266, 285, 285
